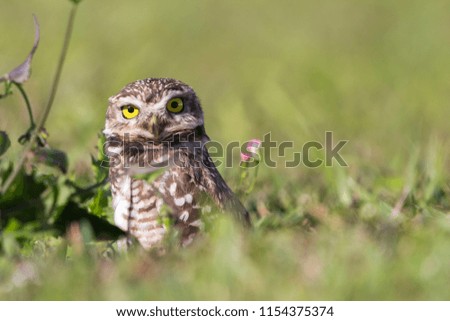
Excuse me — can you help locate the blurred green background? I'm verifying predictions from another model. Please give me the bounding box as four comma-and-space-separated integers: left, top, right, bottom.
0, 0, 449, 300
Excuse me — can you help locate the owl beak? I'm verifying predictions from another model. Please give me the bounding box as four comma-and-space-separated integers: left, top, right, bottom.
149, 114, 159, 139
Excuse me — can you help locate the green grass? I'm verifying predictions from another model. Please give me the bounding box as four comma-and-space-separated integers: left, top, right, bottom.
0, 0, 449, 300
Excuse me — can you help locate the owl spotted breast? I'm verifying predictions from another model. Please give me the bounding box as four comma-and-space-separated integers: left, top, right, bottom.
104, 78, 250, 249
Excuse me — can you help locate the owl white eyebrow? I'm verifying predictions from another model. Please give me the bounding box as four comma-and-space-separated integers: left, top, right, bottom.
114, 96, 145, 109
164, 90, 188, 99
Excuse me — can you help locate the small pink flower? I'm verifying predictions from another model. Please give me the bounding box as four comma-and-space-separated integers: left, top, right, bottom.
240, 139, 261, 162
240, 153, 251, 162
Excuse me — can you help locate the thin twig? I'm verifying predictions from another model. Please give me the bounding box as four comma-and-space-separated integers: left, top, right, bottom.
40, 4, 78, 127
0, 3, 79, 195
0, 81, 13, 99
67, 177, 109, 198
390, 186, 411, 217
13, 82, 35, 128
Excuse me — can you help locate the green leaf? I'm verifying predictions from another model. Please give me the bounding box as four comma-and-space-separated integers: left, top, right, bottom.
55, 201, 125, 240
88, 187, 109, 217
0, 131, 11, 156
1, 233, 21, 257
32, 147, 68, 173
91, 133, 109, 182
0, 169, 47, 226
4, 218, 22, 232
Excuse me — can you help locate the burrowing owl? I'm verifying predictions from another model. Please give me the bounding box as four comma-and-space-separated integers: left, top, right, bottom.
104, 78, 250, 249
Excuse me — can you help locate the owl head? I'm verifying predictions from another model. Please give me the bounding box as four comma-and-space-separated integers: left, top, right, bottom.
104, 78, 207, 144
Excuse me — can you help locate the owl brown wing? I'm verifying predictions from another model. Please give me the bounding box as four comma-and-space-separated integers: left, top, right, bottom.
194, 147, 251, 227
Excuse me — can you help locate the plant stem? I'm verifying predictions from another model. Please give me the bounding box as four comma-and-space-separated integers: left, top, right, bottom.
0, 3, 80, 195
68, 177, 109, 199
0, 81, 13, 99
390, 186, 411, 217
13, 82, 35, 128
40, 4, 78, 127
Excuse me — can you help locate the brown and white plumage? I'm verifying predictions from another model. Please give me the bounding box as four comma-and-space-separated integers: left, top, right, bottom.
104, 78, 250, 249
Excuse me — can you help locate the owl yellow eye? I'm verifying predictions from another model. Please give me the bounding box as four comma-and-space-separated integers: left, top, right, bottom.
121, 105, 140, 119
166, 98, 184, 113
